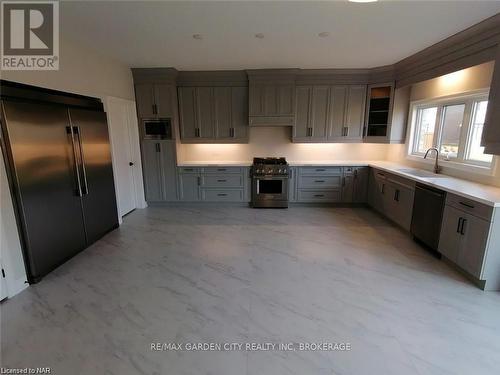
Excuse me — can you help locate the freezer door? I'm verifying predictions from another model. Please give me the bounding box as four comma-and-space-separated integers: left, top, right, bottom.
68, 108, 118, 244
1, 101, 87, 281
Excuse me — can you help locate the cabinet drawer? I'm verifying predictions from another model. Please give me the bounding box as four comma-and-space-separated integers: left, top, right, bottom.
201, 175, 244, 188
446, 193, 493, 222
201, 189, 244, 202
299, 166, 342, 176
202, 167, 244, 174
298, 175, 341, 189
297, 190, 341, 202
178, 167, 201, 174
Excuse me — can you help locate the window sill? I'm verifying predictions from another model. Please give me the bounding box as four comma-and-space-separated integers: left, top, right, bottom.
405, 154, 496, 176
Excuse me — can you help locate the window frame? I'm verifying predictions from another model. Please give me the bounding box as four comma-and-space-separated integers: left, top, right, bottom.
407, 90, 494, 172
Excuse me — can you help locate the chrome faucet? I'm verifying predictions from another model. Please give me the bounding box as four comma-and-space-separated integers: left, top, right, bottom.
424, 147, 441, 174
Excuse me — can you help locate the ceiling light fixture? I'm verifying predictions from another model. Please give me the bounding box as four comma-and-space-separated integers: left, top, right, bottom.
192, 34, 203, 40
318, 32, 330, 38
255, 33, 264, 39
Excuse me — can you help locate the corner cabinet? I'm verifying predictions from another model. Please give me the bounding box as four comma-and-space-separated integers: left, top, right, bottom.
293, 85, 366, 143
178, 86, 248, 143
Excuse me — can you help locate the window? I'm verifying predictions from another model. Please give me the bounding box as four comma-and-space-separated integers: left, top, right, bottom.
409, 92, 493, 169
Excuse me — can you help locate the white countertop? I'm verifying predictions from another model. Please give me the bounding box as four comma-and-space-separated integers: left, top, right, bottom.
369, 161, 500, 208
177, 160, 500, 206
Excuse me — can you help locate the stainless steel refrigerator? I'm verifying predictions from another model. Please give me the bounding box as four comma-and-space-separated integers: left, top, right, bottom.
0, 81, 118, 283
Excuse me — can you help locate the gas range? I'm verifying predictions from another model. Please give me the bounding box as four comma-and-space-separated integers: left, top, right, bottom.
251, 157, 289, 177
251, 157, 289, 208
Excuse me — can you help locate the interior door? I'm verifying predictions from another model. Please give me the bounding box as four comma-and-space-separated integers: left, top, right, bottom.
105, 97, 136, 216
1, 101, 87, 281
69, 108, 118, 245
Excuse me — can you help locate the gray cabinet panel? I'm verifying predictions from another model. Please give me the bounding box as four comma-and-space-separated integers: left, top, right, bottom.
294, 86, 311, 138
385, 182, 414, 231
298, 190, 341, 202
482, 45, 500, 155
201, 175, 244, 188
278, 85, 295, 115
458, 214, 489, 278
197, 87, 215, 138
299, 175, 341, 189
329, 86, 347, 139
299, 166, 342, 176
345, 85, 366, 140
178, 87, 197, 139
368, 169, 388, 214
288, 167, 297, 202
249, 84, 264, 116
202, 167, 243, 174
342, 174, 354, 203
231, 87, 248, 139
214, 87, 232, 139
160, 142, 178, 201
201, 189, 244, 202
155, 84, 174, 118
353, 167, 369, 203
178, 173, 200, 201
439, 205, 463, 262
141, 141, 163, 202
311, 86, 329, 139
135, 83, 155, 118
264, 86, 278, 115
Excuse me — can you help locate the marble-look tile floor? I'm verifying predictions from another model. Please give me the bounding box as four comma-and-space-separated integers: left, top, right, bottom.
2, 206, 500, 375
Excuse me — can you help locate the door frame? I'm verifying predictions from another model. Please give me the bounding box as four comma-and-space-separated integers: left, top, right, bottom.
104, 97, 147, 223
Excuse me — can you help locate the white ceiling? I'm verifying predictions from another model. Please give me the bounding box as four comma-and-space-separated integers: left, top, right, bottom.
61, 1, 500, 70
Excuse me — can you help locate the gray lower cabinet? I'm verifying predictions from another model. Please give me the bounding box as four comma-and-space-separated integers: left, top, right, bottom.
342, 166, 369, 203
288, 167, 297, 202
178, 172, 201, 201
178, 167, 249, 202
179, 86, 248, 143
296, 167, 342, 202
141, 140, 178, 202
368, 168, 415, 231
438, 196, 492, 281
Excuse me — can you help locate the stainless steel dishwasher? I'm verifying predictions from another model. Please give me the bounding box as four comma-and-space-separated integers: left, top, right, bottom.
410, 183, 447, 252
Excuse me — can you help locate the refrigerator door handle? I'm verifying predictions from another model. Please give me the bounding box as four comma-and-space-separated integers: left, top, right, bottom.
73, 126, 89, 195
66, 126, 83, 197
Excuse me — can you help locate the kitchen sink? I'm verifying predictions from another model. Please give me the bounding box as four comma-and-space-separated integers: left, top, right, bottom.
396, 168, 444, 178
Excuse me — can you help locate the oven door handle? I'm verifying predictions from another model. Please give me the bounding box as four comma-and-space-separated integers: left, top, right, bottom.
256, 179, 260, 194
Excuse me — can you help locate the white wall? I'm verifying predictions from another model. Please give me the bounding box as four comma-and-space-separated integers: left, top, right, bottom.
177, 127, 390, 163
0, 36, 136, 297
386, 62, 500, 187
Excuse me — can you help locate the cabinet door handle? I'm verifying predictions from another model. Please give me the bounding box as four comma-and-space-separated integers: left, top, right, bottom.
315, 168, 326, 172
460, 218, 467, 235
394, 189, 400, 202
217, 168, 227, 171
197, 176, 201, 186
217, 193, 227, 197
155, 143, 160, 152
381, 183, 385, 194
230, 128, 235, 138
342, 177, 346, 187
354, 169, 358, 178
314, 194, 325, 197
315, 180, 325, 183
456, 218, 462, 234
217, 179, 227, 182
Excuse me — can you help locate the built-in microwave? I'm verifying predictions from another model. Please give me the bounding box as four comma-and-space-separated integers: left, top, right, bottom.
142, 118, 172, 139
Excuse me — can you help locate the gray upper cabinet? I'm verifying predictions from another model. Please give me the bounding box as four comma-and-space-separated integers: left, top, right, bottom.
328, 86, 348, 139
364, 83, 410, 144
483, 45, 500, 155
135, 83, 175, 119
344, 85, 366, 141
293, 85, 366, 143
197, 87, 216, 139
141, 140, 178, 202
179, 86, 248, 143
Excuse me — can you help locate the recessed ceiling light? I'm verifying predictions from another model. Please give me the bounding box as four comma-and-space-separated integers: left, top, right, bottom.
255, 33, 265, 39
318, 32, 330, 38
192, 34, 203, 40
